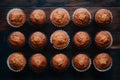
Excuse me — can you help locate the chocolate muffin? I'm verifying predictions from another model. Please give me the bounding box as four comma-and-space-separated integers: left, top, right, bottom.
30, 9, 46, 25
74, 31, 91, 48
50, 8, 70, 27
72, 53, 91, 72
29, 32, 47, 49
7, 8, 26, 28
7, 52, 26, 72
30, 53, 47, 71
72, 8, 91, 26
50, 30, 70, 49
93, 53, 112, 72
8, 31, 26, 49
52, 53, 69, 71
95, 31, 113, 49
95, 9, 113, 25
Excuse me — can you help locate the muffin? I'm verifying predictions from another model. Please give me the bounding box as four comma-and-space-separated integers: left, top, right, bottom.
50, 8, 70, 27
7, 8, 26, 28
30, 9, 46, 26
50, 30, 70, 50
95, 9, 113, 25
93, 53, 112, 72
7, 52, 26, 72
52, 53, 69, 71
72, 8, 91, 26
29, 32, 47, 49
8, 31, 26, 49
73, 31, 91, 49
30, 53, 47, 71
72, 53, 91, 72
95, 31, 113, 49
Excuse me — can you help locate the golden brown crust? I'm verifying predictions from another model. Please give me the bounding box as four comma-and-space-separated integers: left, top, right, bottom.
95, 9, 112, 25
8, 9, 26, 26
74, 31, 90, 48
73, 54, 90, 70
9, 31, 26, 48
30, 53, 47, 71
52, 53, 69, 70
73, 8, 90, 26
51, 30, 69, 49
51, 8, 70, 27
30, 32, 47, 49
30, 10, 46, 25
94, 53, 112, 70
95, 31, 112, 48
9, 52, 26, 70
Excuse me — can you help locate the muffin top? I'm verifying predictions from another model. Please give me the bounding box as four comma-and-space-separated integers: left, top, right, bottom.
72, 8, 91, 26
95, 31, 112, 48
72, 53, 90, 70
7, 8, 26, 27
8, 52, 26, 70
95, 9, 112, 25
30, 32, 47, 49
30, 53, 47, 71
50, 8, 70, 27
30, 9, 46, 25
52, 53, 69, 71
9, 31, 26, 48
74, 31, 91, 48
94, 53, 112, 70
51, 30, 69, 49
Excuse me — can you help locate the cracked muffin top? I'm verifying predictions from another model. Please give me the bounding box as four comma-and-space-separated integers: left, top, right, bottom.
74, 31, 91, 48
30, 9, 46, 25
7, 8, 26, 27
50, 8, 70, 27
95, 31, 112, 48
94, 53, 112, 70
72, 8, 91, 26
95, 9, 113, 25
30, 53, 47, 71
30, 32, 47, 49
72, 53, 90, 70
52, 53, 69, 71
50, 30, 69, 49
8, 52, 26, 71
9, 31, 26, 49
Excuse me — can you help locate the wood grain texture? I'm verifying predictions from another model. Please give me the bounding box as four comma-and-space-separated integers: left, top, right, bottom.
0, 0, 120, 7
0, 1, 120, 80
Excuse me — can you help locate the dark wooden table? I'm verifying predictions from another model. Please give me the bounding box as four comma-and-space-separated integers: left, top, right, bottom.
0, 1, 120, 80
0, 0, 120, 7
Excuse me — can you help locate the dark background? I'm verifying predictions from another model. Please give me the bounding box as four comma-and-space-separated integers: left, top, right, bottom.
0, 0, 120, 7
0, 0, 120, 80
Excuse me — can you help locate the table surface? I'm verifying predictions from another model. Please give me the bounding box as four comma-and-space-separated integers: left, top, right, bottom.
0, 0, 120, 7
0, 1, 120, 80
